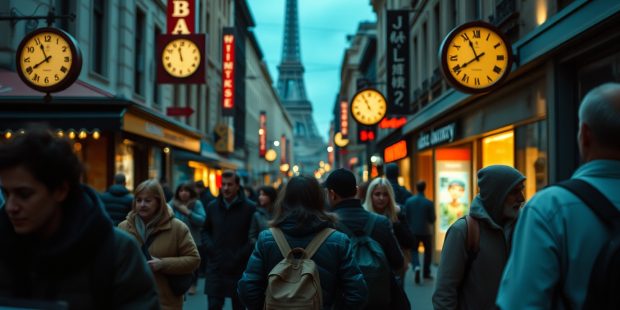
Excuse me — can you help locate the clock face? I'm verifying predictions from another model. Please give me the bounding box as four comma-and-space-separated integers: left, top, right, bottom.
350, 88, 387, 126
16, 28, 82, 93
439, 21, 513, 93
162, 38, 201, 78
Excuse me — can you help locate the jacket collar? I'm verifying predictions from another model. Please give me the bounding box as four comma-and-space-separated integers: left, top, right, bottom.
574, 159, 620, 179
330, 198, 363, 211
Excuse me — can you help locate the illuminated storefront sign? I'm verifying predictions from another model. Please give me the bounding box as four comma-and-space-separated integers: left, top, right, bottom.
280, 135, 287, 164
417, 122, 458, 150
222, 28, 235, 115
167, 0, 196, 34
379, 117, 407, 129
259, 111, 267, 157
340, 101, 348, 137
386, 10, 410, 115
384, 140, 408, 163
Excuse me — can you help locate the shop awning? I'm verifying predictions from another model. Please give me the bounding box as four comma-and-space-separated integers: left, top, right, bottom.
173, 149, 238, 170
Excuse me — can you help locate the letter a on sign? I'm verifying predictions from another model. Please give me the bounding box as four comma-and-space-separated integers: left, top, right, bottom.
167, 0, 195, 34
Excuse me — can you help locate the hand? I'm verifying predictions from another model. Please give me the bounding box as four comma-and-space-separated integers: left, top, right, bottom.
460, 52, 485, 69
147, 257, 163, 272
178, 47, 183, 62
33, 55, 52, 69
468, 41, 480, 60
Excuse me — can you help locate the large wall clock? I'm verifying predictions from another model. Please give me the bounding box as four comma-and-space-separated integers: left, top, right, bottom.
16, 27, 82, 93
439, 21, 514, 93
350, 88, 387, 126
162, 37, 201, 78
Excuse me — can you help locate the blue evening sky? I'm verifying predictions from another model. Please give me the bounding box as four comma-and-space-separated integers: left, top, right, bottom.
247, 0, 376, 141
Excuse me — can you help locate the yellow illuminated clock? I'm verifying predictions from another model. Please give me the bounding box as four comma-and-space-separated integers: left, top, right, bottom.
334, 132, 350, 147
350, 88, 387, 126
16, 27, 82, 93
439, 21, 514, 93
162, 38, 201, 78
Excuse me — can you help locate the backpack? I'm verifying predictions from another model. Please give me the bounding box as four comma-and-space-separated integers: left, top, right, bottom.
339, 214, 392, 307
465, 215, 480, 271
266, 227, 335, 310
556, 179, 620, 309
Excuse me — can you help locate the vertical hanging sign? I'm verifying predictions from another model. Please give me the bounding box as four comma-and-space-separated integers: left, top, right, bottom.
259, 111, 267, 157
386, 10, 411, 115
340, 101, 349, 138
280, 135, 287, 164
167, 0, 196, 34
222, 27, 235, 116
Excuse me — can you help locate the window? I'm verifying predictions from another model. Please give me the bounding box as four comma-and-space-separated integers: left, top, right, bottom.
135, 9, 145, 96
92, 0, 106, 75
482, 130, 515, 167
153, 26, 162, 106
516, 121, 548, 200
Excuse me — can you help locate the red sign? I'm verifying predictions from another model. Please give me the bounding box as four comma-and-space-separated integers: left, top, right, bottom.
259, 111, 267, 157
379, 117, 407, 129
222, 28, 235, 115
280, 135, 287, 164
166, 106, 194, 117
359, 129, 376, 142
384, 140, 408, 163
167, 0, 195, 34
340, 101, 348, 137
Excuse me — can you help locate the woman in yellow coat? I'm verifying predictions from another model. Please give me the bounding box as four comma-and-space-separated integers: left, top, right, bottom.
119, 179, 200, 309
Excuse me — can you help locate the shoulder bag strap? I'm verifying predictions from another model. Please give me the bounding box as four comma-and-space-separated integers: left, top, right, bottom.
465, 215, 480, 256
141, 234, 155, 260
270, 228, 292, 258
556, 179, 620, 228
304, 228, 335, 258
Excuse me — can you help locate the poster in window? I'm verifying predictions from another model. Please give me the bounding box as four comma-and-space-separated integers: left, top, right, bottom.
435, 148, 471, 232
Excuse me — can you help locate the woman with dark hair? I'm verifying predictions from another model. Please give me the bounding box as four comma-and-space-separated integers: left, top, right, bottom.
238, 176, 368, 309
248, 185, 277, 243
169, 181, 206, 295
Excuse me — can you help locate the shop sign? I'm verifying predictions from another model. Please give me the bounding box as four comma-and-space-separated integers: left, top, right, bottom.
259, 111, 267, 157
386, 10, 410, 115
417, 122, 457, 150
280, 135, 287, 164
221, 28, 235, 115
340, 101, 349, 137
167, 0, 196, 34
358, 125, 376, 143
379, 117, 407, 129
384, 140, 408, 163
214, 123, 234, 153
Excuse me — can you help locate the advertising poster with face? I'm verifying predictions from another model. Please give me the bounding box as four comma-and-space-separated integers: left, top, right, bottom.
435, 148, 472, 234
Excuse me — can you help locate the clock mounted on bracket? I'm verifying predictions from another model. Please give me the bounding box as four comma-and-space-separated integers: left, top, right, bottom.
15, 27, 83, 94
350, 88, 387, 126
439, 21, 514, 94
156, 34, 206, 84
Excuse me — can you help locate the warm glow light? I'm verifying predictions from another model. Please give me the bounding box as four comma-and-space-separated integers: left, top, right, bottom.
319, 161, 325, 167
370, 155, 379, 163
258, 128, 265, 135
384, 140, 408, 163
327, 146, 334, 153
293, 165, 299, 173
73, 142, 82, 152
78, 130, 88, 139
280, 163, 290, 172
68, 130, 76, 140
4, 131, 12, 139
324, 163, 331, 172
92, 130, 101, 140
265, 149, 277, 162
536, 0, 548, 25
56, 130, 64, 137
483, 131, 514, 144
482, 131, 514, 167
163, 147, 170, 154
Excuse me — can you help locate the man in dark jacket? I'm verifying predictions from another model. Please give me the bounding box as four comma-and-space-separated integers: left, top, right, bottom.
101, 173, 133, 225
0, 127, 159, 309
433, 165, 525, 310
403, 180, 436, 283
385, 163, 412, 206
325, 168, 404, 308
201, 170, 256, 310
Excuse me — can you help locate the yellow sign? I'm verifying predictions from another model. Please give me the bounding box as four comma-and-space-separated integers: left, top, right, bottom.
334, 132, 349, 147
123, 113, 200, 152
214, 123, 234, 153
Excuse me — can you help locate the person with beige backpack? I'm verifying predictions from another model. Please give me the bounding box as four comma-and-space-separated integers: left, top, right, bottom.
237, 176, 368, 309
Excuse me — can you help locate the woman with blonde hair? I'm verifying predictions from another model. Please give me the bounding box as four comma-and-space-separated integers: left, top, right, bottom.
364, 177, 415, 291
119, 179, 200, 309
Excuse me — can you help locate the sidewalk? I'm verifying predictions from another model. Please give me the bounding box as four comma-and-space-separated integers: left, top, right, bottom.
183, 265, 436, 309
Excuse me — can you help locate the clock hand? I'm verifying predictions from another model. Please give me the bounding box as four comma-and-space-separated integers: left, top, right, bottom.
33, 55, 52, 69
460, 52, 485, 69
40, 44, 49, 60
178, 47, 183, 62
468, 40, 480, 61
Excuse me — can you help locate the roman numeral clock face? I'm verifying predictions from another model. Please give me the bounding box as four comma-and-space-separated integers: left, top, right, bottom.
440, 22, 513, 93
162, 38, 201, 78
16, 28, 82, 93
350, 89, 387, 126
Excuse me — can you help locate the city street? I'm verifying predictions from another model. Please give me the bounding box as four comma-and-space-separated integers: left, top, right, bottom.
183, 266, 436, 310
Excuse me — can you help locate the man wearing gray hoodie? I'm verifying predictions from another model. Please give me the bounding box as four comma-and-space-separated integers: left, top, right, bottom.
432, 165, 525, 310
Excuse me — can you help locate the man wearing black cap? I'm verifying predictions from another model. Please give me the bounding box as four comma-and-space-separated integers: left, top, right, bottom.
324, 168, 404, 308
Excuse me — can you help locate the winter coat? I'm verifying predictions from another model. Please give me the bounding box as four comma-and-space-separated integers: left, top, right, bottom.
0, 186, 159, 309
248, 206, 272, 243
497, 160, 620, 309
433, 166, 525, 310
331, 199, 404, 272
403, 193, 436, 235
119, 207, 200, 310
170, 198, 206, 246
201, 192, 257, 297
237, 215, 368, 309
100, 184, 133, 226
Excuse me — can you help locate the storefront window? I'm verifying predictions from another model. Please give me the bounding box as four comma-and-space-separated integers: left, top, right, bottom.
115, 140, 135, 191
516, 121, 548, 200
396, 158, 411, 192
482, 131, 514, 167
435, 147, 472, 236
148, 147, 162, 181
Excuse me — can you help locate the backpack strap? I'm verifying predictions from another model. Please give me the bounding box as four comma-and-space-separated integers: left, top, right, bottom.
270, 228, 292, 258
362, 213, 378, 236
465, 215, 480, 257
555, 179, 620, 228
304, 228, 335, 258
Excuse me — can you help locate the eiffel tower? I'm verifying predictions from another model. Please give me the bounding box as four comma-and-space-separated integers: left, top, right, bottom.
277, 0, 326, 174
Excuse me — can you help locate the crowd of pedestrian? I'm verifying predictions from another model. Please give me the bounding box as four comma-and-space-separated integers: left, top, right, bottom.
0, 82, 619, 309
